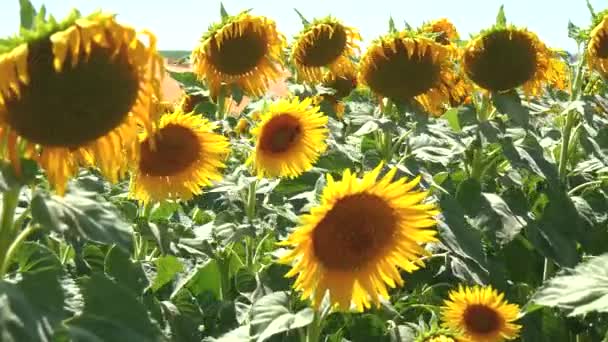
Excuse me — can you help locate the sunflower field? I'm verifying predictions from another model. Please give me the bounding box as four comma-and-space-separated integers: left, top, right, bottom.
2, 0, 608, 341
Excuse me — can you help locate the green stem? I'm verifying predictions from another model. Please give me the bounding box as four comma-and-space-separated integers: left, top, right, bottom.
0, 186, 21, 278
0, 224, 37, 276
306, 310, 324, 342
216, 85, 227, 121
558, 51, 586, 183
218, 252, 232, 301
246, 179, 257, 222
470, 145, 484, 181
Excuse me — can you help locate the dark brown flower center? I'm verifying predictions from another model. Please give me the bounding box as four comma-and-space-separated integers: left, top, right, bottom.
3, 33, 139, 148
464, 29, 538, 92
325, 75, 357, 98
593, 30, 608, 58
139, 124, 201, 176
363, 38, 441, 101
207, 21, 268, 76
312, 193, 397, 271
259, 114, 301, 153
463, 304, 501, 335
296, 23, 347, 67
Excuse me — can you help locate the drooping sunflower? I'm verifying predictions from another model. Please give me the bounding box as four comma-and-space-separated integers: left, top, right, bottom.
235, 118, 250, 135
247, 97, 328, 178
0, 10, 163, 195
191, 11, 286, 99
291, 16, 361, 83
441, 285, 521, 342
463, 26, 567, 95
420, 18, 460, 45
129, 111, 230, 204
359, 32, 465, 115
588, 15, 608, 79
279, 164, 439, 311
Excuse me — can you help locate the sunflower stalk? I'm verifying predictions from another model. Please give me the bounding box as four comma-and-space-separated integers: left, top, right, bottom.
0, 186, 22, 278
0, 223, 38, 276
558, 50, 586, 183
305, 310, 325, 342
246, 179, 257, 222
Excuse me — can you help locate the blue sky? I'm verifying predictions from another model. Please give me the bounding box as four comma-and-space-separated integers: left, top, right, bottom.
0, 0, 603, 52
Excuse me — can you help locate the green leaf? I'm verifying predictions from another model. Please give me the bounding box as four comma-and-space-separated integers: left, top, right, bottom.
249, 291, 314, 342
442, 108, 461, 132
164, 290, 204, 342
149, 201, 180, 221
19, 0, 36, 30
15, 242, 62, 274
293, 8, 309, 26
388, 16, 397, 33
179, 259, 222, 299
493, 90, 529, 127
481, 193, 526, 245
532, 254, 608, 316
105, 246, 149, 295
496, 5, 507, 27
67, 273, 162, 342
31, 189, 132, 250
220, 3, 229, 19
350, 314, 387, 342
153, 255, 184, 292
168, 71, 205, 89
0, 269, 65, 342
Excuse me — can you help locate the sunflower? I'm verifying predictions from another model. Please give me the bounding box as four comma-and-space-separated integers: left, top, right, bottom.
247, 97, 328, 178
420, 18, 460, 45
588, 15, 608, 79
441, 285, 521, 342
463, 26, 567, 95
179, 92, 212, 113
235, 118, 250, 135
279, 163, 439, 311
359, 32, 465, 115
0, 10, 162, 195
191, 11, 286, 99
322, 70, 358, 99
129, 111, 229, 204
291, 16, 361, 83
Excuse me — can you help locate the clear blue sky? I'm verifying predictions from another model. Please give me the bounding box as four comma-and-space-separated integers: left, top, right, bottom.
0, 0, 603, 52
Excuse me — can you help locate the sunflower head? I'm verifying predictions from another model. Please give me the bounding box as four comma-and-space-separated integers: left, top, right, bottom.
191, 10, 286, 99
441, 285, 522, 342
179, 92, 212, 113
129, 111, 230, 204
322, 70, 358, 99
0, 10, 163, 194
420, 18, 460, 45
291, 16, 361, 83
463, 25, 567, 95
279, 163, 439, 311
359, 32, 465, 115
588, 15, 608, 78
247, 97, 328, 178
414, 325, 463, 342
235, 117, 250, 135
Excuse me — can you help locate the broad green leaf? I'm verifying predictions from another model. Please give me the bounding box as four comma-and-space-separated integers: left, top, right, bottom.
179, 259, 222, 299
15, 242, 62, 274
153, 255, 184, 292
481, 193, 526, 245
67, 273, 162, 342
249, 291, 314, 342
442, 108, 461, 132
31, 189, 132, 250
493, 91, 529, 127
168, 71, 204, 89
0, 269, 65, 342
150, 201, 180, 221
105, 246, 149, 295
350, 314, 387, 342
163, 290, 204, 342
19, 0, 36, 30
532, 254, 608, 316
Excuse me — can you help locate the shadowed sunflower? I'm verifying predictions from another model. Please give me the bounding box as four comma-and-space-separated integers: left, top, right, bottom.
359, 33, 465, 115
129, 111, 229, 204
463, 26, 567, 95
0, 10, 163, 194
420, 18, 460, 45
322, 69, 358, 99
235, 118, 250, 135
191, 11, 286, 99
441, 285, 521, 342
291, 16, 361, 83
588, 15, 608, 78
279, 164, 438, 311
248, 97, 328, 178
